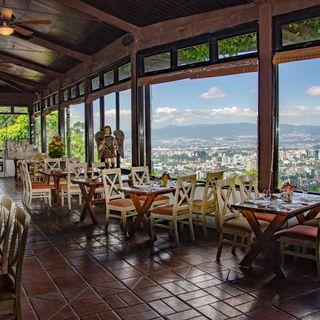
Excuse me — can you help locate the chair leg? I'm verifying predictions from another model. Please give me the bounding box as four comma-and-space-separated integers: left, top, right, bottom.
150, 215, 155, 241
173, 220, 180, 245
106, 207, 110, 225
79, 194, 82, 206
121, 211, 127, 234
48, 192, 52, 207
216, 232, 224, 261
61, 193, 64, 207
14, 295, 22, 320
316, 241, 320, 278
202, 213, 208, 237
188, 216, 195, 241
68, 195, 71, 210
280, 239, 285, 268
232, 235, 237, 255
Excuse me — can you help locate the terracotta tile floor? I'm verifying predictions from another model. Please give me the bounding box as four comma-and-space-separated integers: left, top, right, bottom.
0, 178, 320, 320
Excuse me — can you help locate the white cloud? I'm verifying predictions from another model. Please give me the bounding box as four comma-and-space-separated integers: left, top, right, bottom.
306, 85, 320, 96
200, 86, 228, 99
152, 106, 257, 128
280, 105, 320, 117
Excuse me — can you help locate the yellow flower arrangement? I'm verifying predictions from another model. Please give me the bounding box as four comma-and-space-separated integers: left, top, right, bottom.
48, 135, 65, 158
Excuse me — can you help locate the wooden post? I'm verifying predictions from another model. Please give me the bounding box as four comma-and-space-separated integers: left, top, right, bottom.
131, 40, 139, 166
29, 111, 34, 145
116, 92, 120, 130
58, 78, 65, 141
84, 65, 94, 164
258, 2, 276, 191
137, 86, 145, 166
99, 96, 105, 130
40, 96, 46, 153
145, 85, 151, 170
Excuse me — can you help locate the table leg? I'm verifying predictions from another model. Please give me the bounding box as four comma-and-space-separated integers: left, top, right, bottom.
79, 184, 98, 224
240, 210, 287, 278
54, 176, 61, 205
130, 193, 155, 236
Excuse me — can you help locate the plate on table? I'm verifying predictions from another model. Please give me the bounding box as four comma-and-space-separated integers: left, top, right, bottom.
251, 199, 270, 207
280, 203, 302, 210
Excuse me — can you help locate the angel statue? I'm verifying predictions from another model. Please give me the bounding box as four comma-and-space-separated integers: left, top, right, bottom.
95, 126, 125, 168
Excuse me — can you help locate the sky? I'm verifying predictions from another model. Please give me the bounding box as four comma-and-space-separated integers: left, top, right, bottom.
68, 58, 320, 130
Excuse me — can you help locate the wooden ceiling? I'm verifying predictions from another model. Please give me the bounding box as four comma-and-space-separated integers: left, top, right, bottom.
0, 0, 251, 95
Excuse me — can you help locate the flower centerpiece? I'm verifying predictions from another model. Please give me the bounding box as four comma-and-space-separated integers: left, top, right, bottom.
281, 182, 297, 202
48, 135, 65, 159
160, 172, 170, 187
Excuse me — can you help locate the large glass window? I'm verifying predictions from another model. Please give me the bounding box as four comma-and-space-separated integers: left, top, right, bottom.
104, 93, 116, 132
278, 58, 320, 192
66, 103, 86, 162
93, 99, 101, 162
217, 32, 257, 60
282, 16, 320, 47
119, 90, 131, 168
118, 63, 131, 81
45, 111, 58, 152
151, 73, 258, 178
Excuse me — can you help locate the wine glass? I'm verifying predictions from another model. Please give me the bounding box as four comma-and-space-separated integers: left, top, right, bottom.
300, 179, 309, 201
263, 189, 271, 207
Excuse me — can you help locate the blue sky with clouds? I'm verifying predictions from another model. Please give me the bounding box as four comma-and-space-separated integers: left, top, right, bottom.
70, 58, 320, 130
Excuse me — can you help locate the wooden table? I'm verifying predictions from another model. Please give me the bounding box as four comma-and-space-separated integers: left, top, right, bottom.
233, 195, 320, 277
39, 168, 68, 205
120, 185, 175, 238
72, 174, 131, 224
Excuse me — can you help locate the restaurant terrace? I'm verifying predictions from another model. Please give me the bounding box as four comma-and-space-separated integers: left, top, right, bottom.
0, 0, 320, 319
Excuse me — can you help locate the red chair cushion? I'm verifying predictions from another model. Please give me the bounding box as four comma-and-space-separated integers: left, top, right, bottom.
32, 183, 52, 190
138, 194, 169, 202
152, 205, 189, 216
108, 198, 134, 208
280, 225, 318, 241
254, 213, 276, 222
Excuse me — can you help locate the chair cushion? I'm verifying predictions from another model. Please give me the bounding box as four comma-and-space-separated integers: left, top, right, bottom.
192, 199, 216, 213
280, 225, 318, 241
138, 194, 169, 202
32, 183, 52, 190
108, 198, 134, 208
0, 273, 15, 300
254, 213, 276, 223
224, 217, 269, 232
152, 205, 190, 216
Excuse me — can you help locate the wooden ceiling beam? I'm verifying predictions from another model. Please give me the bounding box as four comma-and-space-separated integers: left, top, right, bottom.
0, 92, 35, 106
0, 71, 45, 91
20, 34, 91, 62
0, 79, 24, 92
0, 52, 61, 78
55, 0, 141, 35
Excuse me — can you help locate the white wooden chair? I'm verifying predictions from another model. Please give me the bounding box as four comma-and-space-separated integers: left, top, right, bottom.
20, 163, 52, 208
0, 206, 30, 319
192, 171, 224, 236
0, 195, 15, 274
239, 174, 277, 223
216, 178, 269, 261
102, 168, 137, 232
150, 174, 196, 245
44, 158, 61, 170
90, 162, 106, 197
61, 162, 87, 210
131, 166, 169, 206
280, 220, 320, 277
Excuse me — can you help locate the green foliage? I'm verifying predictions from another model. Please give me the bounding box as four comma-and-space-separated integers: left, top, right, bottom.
218, 33, 257, 58
69, 121, 86, 162
283, 17, 320, 44
0, 115, 29, 145
178, 44, 210, 64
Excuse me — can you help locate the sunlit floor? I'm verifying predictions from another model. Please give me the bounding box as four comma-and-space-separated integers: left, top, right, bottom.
0, 178, 319, 320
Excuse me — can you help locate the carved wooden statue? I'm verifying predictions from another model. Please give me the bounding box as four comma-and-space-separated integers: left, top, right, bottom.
97, 126, 118, 168
113, 130, 125, 159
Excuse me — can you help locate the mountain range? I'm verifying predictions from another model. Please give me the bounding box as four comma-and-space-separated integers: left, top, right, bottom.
152, 123, 320, 140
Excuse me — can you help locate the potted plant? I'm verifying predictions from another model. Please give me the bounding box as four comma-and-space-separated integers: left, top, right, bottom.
48, 135, 65, 159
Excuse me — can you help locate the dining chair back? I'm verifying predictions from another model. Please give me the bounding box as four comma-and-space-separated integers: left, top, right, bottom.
44, 158, 61, 170
192, 171, 224, 235
0, 195, 15, 274
239, 173, 259, 202
90, 162, 105, 178
65, 157, 80, 167
131, 166, 151, 186
102, 168, 125, 202
0, 205, 30, 319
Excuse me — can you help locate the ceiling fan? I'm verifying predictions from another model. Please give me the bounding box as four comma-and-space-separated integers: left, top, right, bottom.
0, 0, 52, 36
